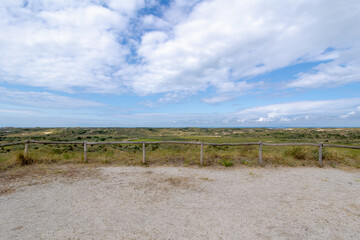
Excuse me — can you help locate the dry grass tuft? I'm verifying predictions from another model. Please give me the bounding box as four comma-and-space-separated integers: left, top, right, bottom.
16, 153, 34, 166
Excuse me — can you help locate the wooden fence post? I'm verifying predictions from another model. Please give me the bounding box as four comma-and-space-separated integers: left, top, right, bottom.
259, 141, 263, 166
84, 141, 88, 163
24, 140, 29, 156
142, 141, 146, 164
319, 142, 323, 167
200, 142, 204, 166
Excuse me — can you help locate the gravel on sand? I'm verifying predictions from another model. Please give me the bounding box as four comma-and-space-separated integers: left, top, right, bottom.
1, 166, 360, 239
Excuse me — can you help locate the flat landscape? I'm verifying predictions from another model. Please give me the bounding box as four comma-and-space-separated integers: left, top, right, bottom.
1, 127, 360, 170
1, 166, 360, 239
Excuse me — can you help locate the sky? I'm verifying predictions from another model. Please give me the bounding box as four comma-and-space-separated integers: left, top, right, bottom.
1, 0, 360, 127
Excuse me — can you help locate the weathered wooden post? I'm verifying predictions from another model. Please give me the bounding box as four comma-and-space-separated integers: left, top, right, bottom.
84, 141, 88, 163
319, 142, 323, 167
259, 141, 263, 166
142, 141, 146, 164
200, 142, 204, 166
24, 139, 29, 156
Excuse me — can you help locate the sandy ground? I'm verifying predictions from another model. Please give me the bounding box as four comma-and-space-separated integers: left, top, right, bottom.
1, 166, 360, 239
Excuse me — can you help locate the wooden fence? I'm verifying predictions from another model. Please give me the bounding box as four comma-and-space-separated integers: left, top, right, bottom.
1, 140, 360, 167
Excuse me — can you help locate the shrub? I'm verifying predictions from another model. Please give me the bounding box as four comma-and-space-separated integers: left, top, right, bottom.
52, 148, 62, 154
66, 145, 74, 151
17, 153, 34, 165
152, 144, 159, 151
218, 159, 234, 167
285, 147, 306, 160
241, 159, 248, 165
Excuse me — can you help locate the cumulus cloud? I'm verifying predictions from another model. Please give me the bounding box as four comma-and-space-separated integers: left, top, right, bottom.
0, 0, 139, 93
288, 50, 360, 88
118, 0, 360, 100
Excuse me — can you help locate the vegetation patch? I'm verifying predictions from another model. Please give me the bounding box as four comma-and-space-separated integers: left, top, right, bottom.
17, 153, 34, 166
285, 147, 307, 160
218, 159, 234, 167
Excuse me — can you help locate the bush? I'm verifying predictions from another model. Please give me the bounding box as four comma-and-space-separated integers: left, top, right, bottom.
17, 153, 34, 165
152, 144, 159, 151
285, 147, 306, 160
241, 159, 248, 165
218, 159, 234, 167
52, 148, 62, 154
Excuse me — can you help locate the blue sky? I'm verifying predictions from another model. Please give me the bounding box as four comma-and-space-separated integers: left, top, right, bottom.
1, 0, 360, 127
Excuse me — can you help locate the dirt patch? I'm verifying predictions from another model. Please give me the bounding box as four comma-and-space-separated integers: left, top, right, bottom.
0, 164, 100, 196
0, 187, 14, 195
164, 176, 191, 187
129, 170, 201, 196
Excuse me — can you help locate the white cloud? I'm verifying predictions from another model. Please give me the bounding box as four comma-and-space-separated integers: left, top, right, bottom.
142, 15, 170, 29
280, 117, 291, 122
108, 0, 145, 15
234, 98, 360, 123
0, 0, 139, 93
256, 117, 271, 122
0, 87, 103, 109
340, 111, 356, 119
288, 52, 360, 88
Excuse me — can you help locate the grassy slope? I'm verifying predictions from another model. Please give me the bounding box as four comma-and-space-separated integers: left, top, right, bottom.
1, 127, 360, 170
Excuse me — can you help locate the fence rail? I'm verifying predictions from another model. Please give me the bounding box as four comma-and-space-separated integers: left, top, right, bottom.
322, 144, 360, 149
1, 140, 359, 167
262, 143, 319, 146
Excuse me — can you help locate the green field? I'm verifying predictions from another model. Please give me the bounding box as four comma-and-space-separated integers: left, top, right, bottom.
1, 127, 360, 171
